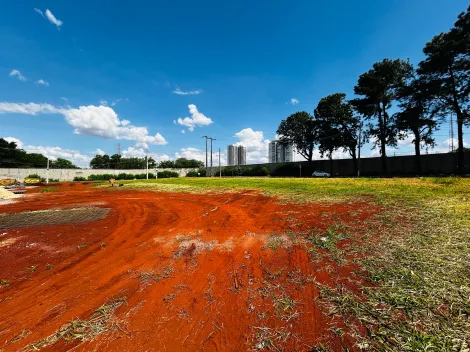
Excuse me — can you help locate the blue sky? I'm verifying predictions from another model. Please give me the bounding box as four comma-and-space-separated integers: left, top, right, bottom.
1, 0, 468, 166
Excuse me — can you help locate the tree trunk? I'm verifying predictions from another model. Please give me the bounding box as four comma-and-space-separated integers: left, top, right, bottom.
449, 68, 465, 174
413, 130, 421, 175
379, 102, 387, 175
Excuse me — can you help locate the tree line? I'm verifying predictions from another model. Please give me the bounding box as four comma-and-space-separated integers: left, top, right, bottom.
89, 154, 203, 169
0, 138, 79, 169
278, 6, 470, 175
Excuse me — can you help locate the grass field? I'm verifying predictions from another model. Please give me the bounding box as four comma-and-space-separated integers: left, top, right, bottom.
112, 177, 470, 350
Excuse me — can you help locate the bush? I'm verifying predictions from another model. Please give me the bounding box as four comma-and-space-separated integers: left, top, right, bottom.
186, 169, 206, 177
157, 170, 179, 178
27, 174, 41, 178
73, 176, 87, 181
87, 174, 114, 181
87, 173, 160, 181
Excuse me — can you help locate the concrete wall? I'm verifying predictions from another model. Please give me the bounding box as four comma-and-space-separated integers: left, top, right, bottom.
0, 168, 195, 181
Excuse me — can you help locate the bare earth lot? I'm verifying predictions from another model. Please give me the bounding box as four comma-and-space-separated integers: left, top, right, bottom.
0, 179, 469, 351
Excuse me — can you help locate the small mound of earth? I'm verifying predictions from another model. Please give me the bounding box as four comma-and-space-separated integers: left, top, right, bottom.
0, 207, 110, 229
0, 187, 20, 200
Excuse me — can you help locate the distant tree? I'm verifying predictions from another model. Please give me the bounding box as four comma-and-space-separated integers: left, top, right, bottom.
90, 154, 111, 169
110, 154, 122, 169
157, 158, 203, 168
51, 158, 79, 169
418, 6, 470, 174
351, 58, 413, 174
314, 93, 361, 175
277, 112, 317, 162
394, 73, 440, 174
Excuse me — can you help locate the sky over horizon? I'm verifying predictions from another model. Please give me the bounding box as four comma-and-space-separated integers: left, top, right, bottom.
1, 0, 469, 167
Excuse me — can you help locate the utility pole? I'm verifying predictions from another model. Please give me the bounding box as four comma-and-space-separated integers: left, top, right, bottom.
46, 158, 49, 184
209, 138, 216, 177
219, 148, 221, 178
357, 121, 363, 177
202, 136, 209, 169
146, 149, 149, 179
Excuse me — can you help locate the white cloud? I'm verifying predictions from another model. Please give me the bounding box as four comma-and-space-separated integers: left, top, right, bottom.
60, 97, 68, 102
9, 69, 26, 81
36, 79, 49, 87
4, 137, 24, 148
95, 148, 105, 156
45, 9, 63, 29
289, 98, 299, 105
0, 102, 167, 146
4, 137, 89, 166
0, 102, 59, 115
174, 147, 226, 165
99, 100, 108, 106
177, 104, 213, 131
121, 146, 171, 164
234, 128, 270, 164
180, 130, 185, 134
35, 8, 63, 29
172, 88, 203, 95
111, 98, 123, 106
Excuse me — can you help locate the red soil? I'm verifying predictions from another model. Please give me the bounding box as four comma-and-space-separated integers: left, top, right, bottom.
0, 183, 379, 351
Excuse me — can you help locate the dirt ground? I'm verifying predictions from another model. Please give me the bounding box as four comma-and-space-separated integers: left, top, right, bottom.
0, 183, 381, 351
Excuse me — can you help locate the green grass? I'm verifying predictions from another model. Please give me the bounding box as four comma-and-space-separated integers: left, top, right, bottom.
99, 177, 470, 204
39, 187, 59, 193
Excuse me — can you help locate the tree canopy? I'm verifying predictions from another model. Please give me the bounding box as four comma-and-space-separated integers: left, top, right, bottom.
0, 138, 79, 168
157, 158, 204, 169
89, 153, 156, 169
277, 112, 317, 162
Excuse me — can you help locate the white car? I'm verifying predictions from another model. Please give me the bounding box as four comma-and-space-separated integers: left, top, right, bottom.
312, 170, 330, 178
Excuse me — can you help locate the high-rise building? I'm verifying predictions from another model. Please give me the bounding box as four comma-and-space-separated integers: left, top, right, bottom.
227, 145, 246, 166
268, 140, 293, 163
237, 146, 246, 165
227, 145, 238, 166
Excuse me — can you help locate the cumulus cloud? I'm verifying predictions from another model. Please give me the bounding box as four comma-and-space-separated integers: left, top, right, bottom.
36, 79, 49, 87
234, 128, 270, 164
95, 148, 105, 156
121, 146, 171, 164
289, 98, 300, 105
9, 69, 26, 81
4, 137, 89, 166
0, 102, 167, 146
35, 8, 63, 29
172, 88, 203, 95
176, 104, 213, 131
174, 147, 226, 165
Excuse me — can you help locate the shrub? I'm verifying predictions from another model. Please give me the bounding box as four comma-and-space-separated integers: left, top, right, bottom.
186, 169, 206, 177
73, 176, 87, 181
27, 174, 41, 178
157, 170, 179, 178
87, 174, 114, 181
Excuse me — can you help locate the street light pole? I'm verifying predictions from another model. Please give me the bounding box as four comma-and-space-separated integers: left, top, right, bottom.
146, 149, 149, 180
219, 148, 221, 178
46, 158, 49, 184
